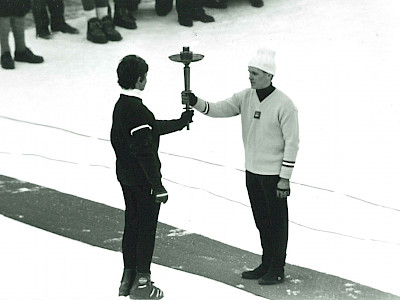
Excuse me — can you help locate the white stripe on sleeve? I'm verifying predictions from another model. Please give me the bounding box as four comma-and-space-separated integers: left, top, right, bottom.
130, 124, 152, 136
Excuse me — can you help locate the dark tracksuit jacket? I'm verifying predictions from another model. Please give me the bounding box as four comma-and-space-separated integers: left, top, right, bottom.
111, 93, 186, 188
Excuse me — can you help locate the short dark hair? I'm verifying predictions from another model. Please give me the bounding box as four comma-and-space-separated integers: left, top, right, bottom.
117, 55, 149, 90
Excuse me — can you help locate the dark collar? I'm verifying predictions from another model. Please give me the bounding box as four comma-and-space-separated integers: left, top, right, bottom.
256, 84, 275, 102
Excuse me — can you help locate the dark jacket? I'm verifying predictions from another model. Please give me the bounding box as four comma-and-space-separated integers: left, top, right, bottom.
0, 0, 31, 17
111, 94, 186, 187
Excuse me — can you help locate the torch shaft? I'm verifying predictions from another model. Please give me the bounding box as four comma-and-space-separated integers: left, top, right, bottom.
183, 64, 191, 129
184, 64, 190, 92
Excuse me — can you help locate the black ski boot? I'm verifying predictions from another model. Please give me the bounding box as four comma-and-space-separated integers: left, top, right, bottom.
14, 48, 44, 64
114, 5, 137, 29
129, 273, 164, 299
87, 18, 108, 44
1, 52, 15, 69
242, 264, 269, 279
119, 268, 136, 296
101, 16, 122, 41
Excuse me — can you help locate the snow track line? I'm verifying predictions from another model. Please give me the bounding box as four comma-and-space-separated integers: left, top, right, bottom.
1, 150, 399, 246
1, 175, 399, 300
0, 115, 94, 139
1, 114, 399, 213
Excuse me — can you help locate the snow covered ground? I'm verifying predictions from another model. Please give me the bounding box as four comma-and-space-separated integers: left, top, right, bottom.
1, 0, 400, 298
0, 215, 265, 300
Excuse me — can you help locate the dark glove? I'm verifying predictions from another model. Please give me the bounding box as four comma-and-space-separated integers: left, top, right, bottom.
181, 91, 198, 106
180, 110, 194, 127
276, 178, 291, 198
276, 187, 291, 198
153, 185, 168, 204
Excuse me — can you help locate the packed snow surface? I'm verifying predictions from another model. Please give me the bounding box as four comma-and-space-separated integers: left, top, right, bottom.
1, 0, 400, 298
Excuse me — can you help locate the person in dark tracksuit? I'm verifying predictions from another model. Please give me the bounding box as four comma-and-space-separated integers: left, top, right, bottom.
111, 55, 193, 299
182, 48, 300, 285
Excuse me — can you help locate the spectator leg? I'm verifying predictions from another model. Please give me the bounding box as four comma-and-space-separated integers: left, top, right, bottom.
0, 17, 11, 54
10, 17, 26, 53
47, 0, 65, 28
32, 0, 50, 33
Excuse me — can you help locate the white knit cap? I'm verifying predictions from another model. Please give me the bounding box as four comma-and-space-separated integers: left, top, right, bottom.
248, 48, 276, 75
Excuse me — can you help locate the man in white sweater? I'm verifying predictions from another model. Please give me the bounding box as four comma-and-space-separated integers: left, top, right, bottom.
182, 48, 299, 285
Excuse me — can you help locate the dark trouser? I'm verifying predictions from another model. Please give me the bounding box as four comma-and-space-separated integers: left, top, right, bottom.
81, 0, 109, 10
152, 0, 204, 18
114, 0, 139, 11
176, 0, 192, 18
246, 171, 288, 270
121, 184, 161, 273
32, 0, 65, 30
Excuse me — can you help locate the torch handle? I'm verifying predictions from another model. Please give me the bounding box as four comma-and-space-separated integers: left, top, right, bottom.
184, 64, 191, 130
185, 103, 190, 130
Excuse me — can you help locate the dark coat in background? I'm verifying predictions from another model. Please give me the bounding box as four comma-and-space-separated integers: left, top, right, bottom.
0, 0, 31, 17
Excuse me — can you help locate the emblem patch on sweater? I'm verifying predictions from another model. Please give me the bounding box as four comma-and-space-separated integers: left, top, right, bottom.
254, 111, 261, 119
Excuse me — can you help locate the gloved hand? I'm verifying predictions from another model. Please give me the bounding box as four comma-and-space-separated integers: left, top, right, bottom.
153, 185, 168, 204
181, 91, 198, 106
180, 110, 194, 127
276, 178, 291, 198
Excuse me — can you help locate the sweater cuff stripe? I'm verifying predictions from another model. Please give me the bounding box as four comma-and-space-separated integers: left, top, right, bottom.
282, 160, 295, 168
202, 101, 210, 115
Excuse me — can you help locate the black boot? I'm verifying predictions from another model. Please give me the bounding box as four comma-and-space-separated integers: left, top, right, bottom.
250, 0, 264, 7
36, 27, 52, 39
130, 273, 164, 299
87, 18, 108, 44
101, 16, 122, 41
14, 48, 44, 64
52, 22, 79, 34
118, 268, 136, 297
258, 268, 284, 285
127, 10, 136, 21
155, 0, 173, 16
114, 5, 137, 29
1, 52, 15, 69
178, 16, 193, 27
192, 8, 215, 23
242, 264, 269, 279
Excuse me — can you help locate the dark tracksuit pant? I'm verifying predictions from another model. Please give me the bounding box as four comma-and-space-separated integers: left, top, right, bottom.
246, 171, 288, 271
32, 0, 65, 30
121, 184, 160, 273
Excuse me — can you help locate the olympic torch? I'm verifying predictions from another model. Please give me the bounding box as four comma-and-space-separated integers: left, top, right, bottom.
169, 47, 204, 130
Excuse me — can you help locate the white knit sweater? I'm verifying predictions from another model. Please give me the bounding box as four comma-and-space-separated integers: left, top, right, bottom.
194, 88, 299, 179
